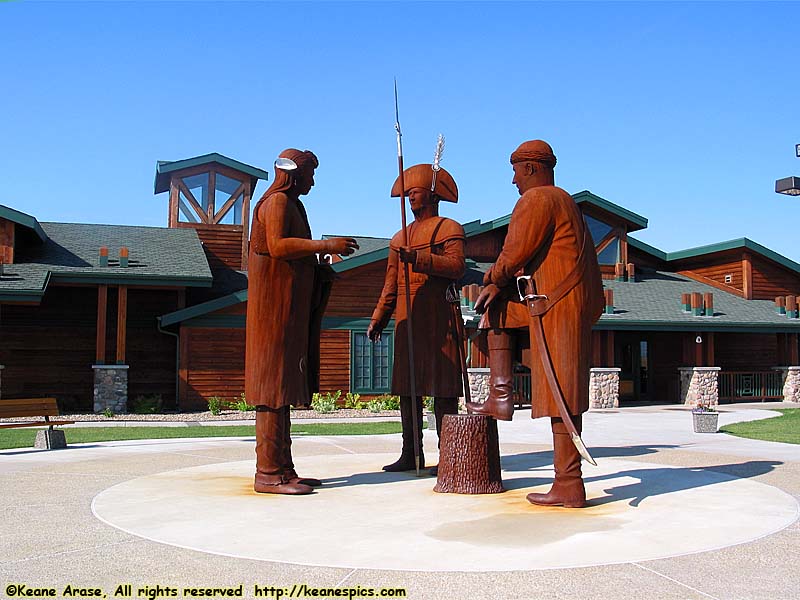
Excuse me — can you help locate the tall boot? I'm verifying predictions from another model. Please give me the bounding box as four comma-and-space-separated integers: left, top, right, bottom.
466, 329, 515, 421
382, 395, 425, 472
282, 408, 321, 487
429, 396, 458, 476
526, 415, 586, 508
254, 406, 313, 495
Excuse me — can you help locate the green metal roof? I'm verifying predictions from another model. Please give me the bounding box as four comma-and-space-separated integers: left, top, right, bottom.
572, 190, 648, 231
1, 222, 212, 302
159, 289, 248, 327
0, 204, 48, 243
154, 153, 270, 194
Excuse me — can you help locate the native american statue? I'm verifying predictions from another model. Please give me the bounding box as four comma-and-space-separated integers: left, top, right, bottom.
246, 148, 358, 495
368, 160, 466, 475
468, 140, 604, 507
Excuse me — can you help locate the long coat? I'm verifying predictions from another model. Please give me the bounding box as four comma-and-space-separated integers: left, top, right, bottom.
479, 185, 603, 418
245, 192, 331, 408
371, 216, 466, 397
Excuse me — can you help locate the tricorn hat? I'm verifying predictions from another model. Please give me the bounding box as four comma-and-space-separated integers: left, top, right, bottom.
391, 164, 458, 203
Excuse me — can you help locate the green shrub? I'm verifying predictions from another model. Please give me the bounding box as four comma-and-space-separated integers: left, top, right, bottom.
102, 407, 115, 418
229, 393, 256, 412
344, 392, 363, 409
423, 396, 434, 412
311, 392, 337, 413
207, 396, 225, 416
377, 394, 400, 410
130, 394, 163, 415
366, 399, 383, 413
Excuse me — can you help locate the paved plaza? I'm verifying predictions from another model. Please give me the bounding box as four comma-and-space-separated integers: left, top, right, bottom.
2, 404, 799, 600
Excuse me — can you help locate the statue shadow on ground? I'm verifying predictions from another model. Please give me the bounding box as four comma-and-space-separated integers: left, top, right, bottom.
320, 468, 439, 489
500, 447, 782, 507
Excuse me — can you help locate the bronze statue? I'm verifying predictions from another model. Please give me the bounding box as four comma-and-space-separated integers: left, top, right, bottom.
368, 164, 466, 474
246, 149, 358, 495
467, 140, 603, 507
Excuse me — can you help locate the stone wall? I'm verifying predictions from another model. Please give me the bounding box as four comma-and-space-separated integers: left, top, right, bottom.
466, 368, 490, 404
93, 365, 129, 414
679, 367, 720, 407
777, 366, 800, 403
589, 368, 620, 409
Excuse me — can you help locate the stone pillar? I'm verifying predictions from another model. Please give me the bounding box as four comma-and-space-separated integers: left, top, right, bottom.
679, 366, 720, 407
93, 365, 129, 414
589, 367, 621, 409
0, 364, 4, 400
466, 368, 490, 404
775, 366, 800, 403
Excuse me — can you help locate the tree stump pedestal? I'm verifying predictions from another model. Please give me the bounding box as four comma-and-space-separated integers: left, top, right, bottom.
433, 414, 504, 494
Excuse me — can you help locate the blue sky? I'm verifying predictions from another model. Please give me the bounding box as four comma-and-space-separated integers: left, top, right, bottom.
2, 1, 799, 259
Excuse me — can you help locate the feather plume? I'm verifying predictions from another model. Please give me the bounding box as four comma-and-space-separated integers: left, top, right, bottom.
431, 134, 445, 192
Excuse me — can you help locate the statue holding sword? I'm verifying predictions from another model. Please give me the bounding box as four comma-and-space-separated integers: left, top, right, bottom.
467, 139, 604, 508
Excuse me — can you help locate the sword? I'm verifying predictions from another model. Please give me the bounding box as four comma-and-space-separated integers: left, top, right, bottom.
394, 79, 422, 476
517, 275, 597, 466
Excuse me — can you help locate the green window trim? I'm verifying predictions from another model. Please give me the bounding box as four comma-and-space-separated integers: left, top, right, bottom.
350, 329, 394, 394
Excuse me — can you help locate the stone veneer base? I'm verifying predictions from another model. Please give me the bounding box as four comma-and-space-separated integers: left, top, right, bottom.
93, 365, 129, 414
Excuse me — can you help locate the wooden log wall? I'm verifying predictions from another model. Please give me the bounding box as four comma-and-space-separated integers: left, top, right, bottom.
0, 218, 14, 264
178, 222, 244, 271
464, 229, 505, 262
677, 253, 745, 295
325, 260, 388, 318
0, 286, 179, 411
750, 255, 800, 300
319, 330, 350, 393
182, 327, 245, 410
714, 333, 777, 371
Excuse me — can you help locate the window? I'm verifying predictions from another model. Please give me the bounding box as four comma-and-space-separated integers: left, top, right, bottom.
583, 214, 613, 244
351, 331, 393, 393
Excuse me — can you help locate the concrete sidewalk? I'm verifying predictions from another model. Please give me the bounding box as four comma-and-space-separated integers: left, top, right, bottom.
1, 404, 799, 600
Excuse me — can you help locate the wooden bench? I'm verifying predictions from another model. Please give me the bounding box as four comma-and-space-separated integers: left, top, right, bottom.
0, 398, 74, 448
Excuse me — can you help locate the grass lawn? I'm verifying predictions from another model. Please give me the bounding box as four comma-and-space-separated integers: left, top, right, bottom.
720, 409, 800, 444
0, 421, 407, 450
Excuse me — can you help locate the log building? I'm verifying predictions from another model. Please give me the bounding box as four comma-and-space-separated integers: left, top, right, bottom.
2, 153, 799, 412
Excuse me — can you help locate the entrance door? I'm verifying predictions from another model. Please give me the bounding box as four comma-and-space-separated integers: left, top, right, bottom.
619, 337, 650, 403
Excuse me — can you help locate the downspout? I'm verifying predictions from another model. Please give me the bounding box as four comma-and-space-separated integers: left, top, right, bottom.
157, 317, 181, 412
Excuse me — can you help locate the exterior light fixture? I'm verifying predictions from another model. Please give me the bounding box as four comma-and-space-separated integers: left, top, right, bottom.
775, 143, 800, 195
776, 176, 800, 196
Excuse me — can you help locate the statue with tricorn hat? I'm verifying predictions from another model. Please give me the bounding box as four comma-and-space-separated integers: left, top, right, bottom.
246, 148, 359, 495
468, 139, 604, 507
368, 154, 466, 475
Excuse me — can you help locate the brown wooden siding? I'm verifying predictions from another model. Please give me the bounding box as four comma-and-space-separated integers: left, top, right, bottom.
750, 255, 800, 300
319, 330, 350, 393
648, 332, 683, 404
326, 260, 388, 318
0, 286, 179, 411
677, 252, 745, 294
465, 229, 506, 262
715, 333, 777, 371
178, 222, 244, 270
0, 218, 14, 264
627, 245, 667, 272
183, 327, 245, 410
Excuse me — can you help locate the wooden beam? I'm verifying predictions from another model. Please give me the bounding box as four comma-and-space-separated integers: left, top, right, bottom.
241, 180, 252, 271
790, 333, 799, 365
168, 178, 179, 228
96, 285, 108, 364
595, 227, 623, 254
179, 328, 189, 410
213, 183, 245, 224
619, 229, 628, 266
207, 169, 216, 223
605, 330, 615, 366
705, 331, 715, 367
742, 252, 753, 300
176, 179, 209, 224
116, 285, 127, 364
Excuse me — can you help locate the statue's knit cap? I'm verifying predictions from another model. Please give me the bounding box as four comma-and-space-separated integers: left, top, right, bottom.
510, 140, 557, 169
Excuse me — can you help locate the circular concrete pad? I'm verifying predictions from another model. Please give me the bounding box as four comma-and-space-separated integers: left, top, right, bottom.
92, 454, 798, 571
